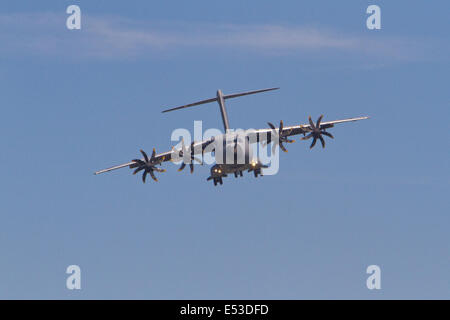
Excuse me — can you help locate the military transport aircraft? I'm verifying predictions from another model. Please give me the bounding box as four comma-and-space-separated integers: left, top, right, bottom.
94, 88, 368, 186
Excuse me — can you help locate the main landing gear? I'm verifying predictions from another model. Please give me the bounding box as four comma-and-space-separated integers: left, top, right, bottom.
234, 171, 243, 178
253, 168, 262, 178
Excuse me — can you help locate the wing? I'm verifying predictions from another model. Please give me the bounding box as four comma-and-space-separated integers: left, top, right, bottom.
94, 116, 368, 174
252, 116, 369, 143
94, 137, 215, 175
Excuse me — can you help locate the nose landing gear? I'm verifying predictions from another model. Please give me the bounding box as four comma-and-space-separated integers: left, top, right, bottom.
213, 177, 223, 186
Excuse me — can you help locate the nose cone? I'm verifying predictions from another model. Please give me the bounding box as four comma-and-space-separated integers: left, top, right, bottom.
210, 164, 219, 174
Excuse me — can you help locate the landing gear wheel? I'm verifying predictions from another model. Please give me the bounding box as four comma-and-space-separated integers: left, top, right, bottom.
213, 178, 217, 186
239, 171, 243, 177
219, 177, 223, 185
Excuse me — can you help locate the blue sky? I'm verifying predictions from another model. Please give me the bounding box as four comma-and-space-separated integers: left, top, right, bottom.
0, 1, 449, 299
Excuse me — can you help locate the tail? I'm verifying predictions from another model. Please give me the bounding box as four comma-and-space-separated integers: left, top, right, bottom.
161, 87, 279, 113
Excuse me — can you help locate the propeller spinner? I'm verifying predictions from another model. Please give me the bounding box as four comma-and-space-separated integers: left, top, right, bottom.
301, 115, 334, 149
177, 139, 202, 173
130, 149, 166, 183
267, 120, 295, 153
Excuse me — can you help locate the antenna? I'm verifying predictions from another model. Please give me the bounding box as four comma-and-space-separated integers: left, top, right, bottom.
162, 87, 279, 131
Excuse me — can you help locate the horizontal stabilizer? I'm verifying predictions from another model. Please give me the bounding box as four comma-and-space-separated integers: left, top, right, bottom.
223, 87, 280, 100
161, 97, 218, 113
162, 87, 279, 113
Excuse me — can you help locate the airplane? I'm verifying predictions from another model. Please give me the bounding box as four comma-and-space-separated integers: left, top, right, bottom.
94, 88, 369, 186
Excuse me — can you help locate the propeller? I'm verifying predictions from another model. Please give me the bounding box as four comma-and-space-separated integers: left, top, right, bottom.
177, 139, 202, 173
267, 120, 295, 153
301, 115, 334, 149
130, 149, 166, 183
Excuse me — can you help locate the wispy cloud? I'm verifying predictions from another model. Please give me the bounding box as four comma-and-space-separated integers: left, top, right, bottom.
0, 13, 444, 61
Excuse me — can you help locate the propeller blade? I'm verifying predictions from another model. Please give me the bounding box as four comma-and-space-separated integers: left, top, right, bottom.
308, 116, 315, 129
283, 137, 295, 143
132, 159, 145, 165
149, 170, 158, 182
279, 120, 284, 133
178, 162, 186, 172
319, 135, 325, 148
316, 115, 323, 128
129, 163, 139, 169
190, 163, 194, 174
267, 122, 276, 130
310, 137, 317, 149
302, 133, 314, 140
280, 142, 288, 152
142, 170, 147, 183
133, 167, 144, 175
321, 131, 334, 139
140, 149, 149, 163
151, 148, 156, 161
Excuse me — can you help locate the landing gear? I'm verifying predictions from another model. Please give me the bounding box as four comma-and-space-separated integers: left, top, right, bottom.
213, 177, 223, 186
253, 168, 262, 177
234, 171, 244, 178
